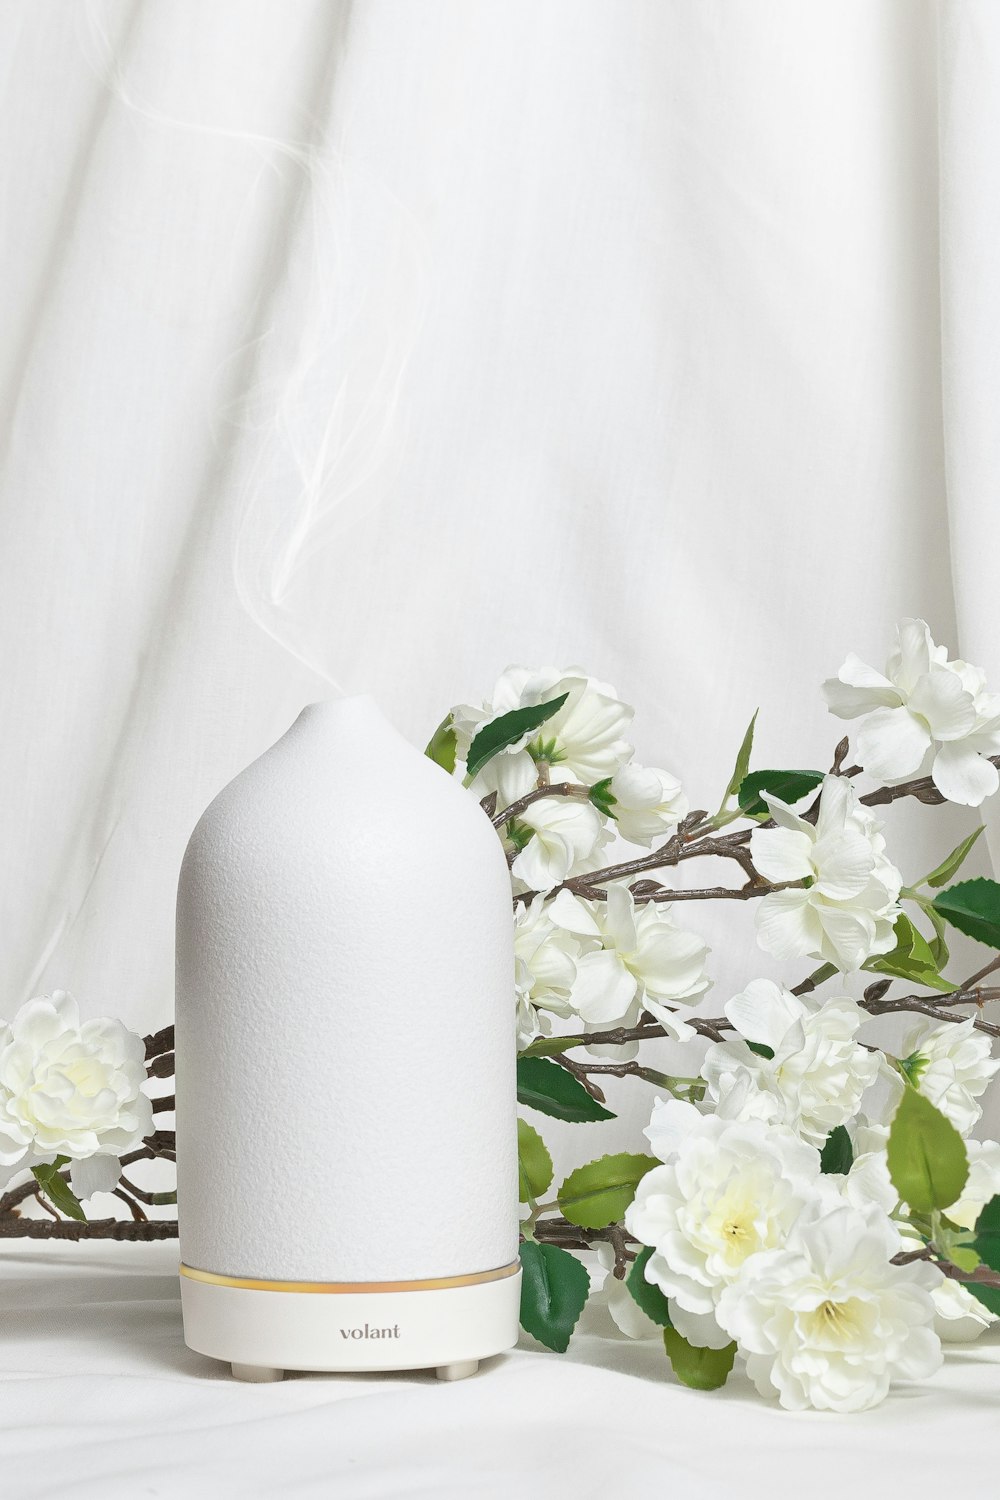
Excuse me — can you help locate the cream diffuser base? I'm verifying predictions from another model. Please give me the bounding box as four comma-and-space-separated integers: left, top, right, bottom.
180, 1265, 522, 1382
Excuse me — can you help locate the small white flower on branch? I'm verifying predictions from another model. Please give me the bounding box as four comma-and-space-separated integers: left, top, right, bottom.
513, 895, 583, 1048
823, 618, 1000, 806
456, 666, 635, 788
701, 978, 881, 1147
751, 775, 901, 971
551, 886, 709, 1041
0, 991, 153, 1199
899, 1016, 1000, 1136
511, 798, 611, 893
605, 763, 688, 846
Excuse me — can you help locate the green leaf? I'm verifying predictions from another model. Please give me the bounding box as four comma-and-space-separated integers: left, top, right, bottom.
921, 826, 986, 889
864, 914, 955, 993
737, 768, 824, 819
964, 1281, 1000, 1317
886, 1086, 969, 1213
662, 1327, 737, 1390
465, 693, 569, 782
589, 777, 617, 818
516, 1057, 616, 1123
723, 710, 758, 801
819, 1125, 854, 1175
424, 714, 458, 774
925, 903, 951, 970
972, 1194, 1000, 1272
517, 1119, 553, 1202
626, 1246, 673, 1328
932, 878, 1000, 950
518, 1240, 590, 1353
558, 1152, 657, 1229
746, 1041, 774, 1060
31, 1158, 86, 1222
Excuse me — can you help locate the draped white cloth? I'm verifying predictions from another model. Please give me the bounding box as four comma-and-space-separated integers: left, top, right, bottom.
3, 1, 1000, 1488
2, 1239, 999, 1499
2, 0, 997, 1037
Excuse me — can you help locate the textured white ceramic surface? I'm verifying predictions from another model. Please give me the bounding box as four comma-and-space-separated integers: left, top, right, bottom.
176, 696, 518, 1282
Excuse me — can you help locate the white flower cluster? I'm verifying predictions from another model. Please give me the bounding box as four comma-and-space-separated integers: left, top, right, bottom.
617, 978, 1000, 1410
456, 667, 709, 1047
0, 991, 152, 1202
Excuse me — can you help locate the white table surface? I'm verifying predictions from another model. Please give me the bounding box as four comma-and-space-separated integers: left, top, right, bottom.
2, 1239, 998, 1499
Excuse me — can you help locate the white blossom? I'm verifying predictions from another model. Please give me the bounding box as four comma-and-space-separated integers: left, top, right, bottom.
510, 797, 611, 893
455, 665, 634, 791
0, 991, 152, 1200
716, 1201, 941, 1412
625, 1099, 824, 1349
513, 895, 584, 1047
901, 1016, 1000, 1135
751, 775, 901, 971
591, 1242, 660, 1341
551, 886, 709, 1041
701, 979, 880, 1147
605, 763, 688, 846
823, 618, 1000, 807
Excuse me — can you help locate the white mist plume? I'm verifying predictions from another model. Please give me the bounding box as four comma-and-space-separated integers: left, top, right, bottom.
80, 1, 429, 689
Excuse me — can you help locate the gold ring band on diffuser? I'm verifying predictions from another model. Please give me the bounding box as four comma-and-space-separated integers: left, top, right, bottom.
179, 1261, 520, 1294
178, 1261, 523, 1383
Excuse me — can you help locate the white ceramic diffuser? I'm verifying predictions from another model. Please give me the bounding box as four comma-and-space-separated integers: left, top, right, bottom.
175, 697, 520, 1382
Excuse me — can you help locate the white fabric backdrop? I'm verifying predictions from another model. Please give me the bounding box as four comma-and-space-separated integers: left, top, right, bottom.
4, 4, 1000, 1493
1, 0, 999, 1144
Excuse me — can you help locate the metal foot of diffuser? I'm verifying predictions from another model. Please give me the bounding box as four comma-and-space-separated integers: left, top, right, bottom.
232, 1362, 285, 1383
180, 1262, 521, 1378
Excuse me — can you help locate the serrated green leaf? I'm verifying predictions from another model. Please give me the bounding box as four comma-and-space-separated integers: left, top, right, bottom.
724, 710, 758, 801
921, 826, 986, 889
972, 1194, 1000, 1272
465, 693, 569, 782
932, 878, 1000, 950
516, 1056, 615, 1123
31, 1159, 86, 1222
737, 768, 824, 819
886, 1086, 969, 1213
424, 715, 457, 773
626, 1246, 673, 1328
518, 1240, 590, 1352
558, 1153, 657, 1229
662, 1327, 737, 1390
819, 1125, 854, 1175
589, 777, 617, 818
517, 1118, 553, 1202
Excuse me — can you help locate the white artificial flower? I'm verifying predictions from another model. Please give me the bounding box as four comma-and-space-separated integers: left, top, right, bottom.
948, 1137, 1000, 1227
901, 1017, 1000, 1135
591, 1242, 660, 1341
701, 979, 881, 1148
823, 618, 1000, 806
625, 1099, 824, 1349
454, 665, 634, 790
928, 1276, 996, 1343
751, 775, 902, 971
511, 797, 611, 893
716, 1200, 941, 1412
513, 895, 584, 1047
551, 885, 710, 1041
0, 991, 152, 1200
605, 763, 688, 847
